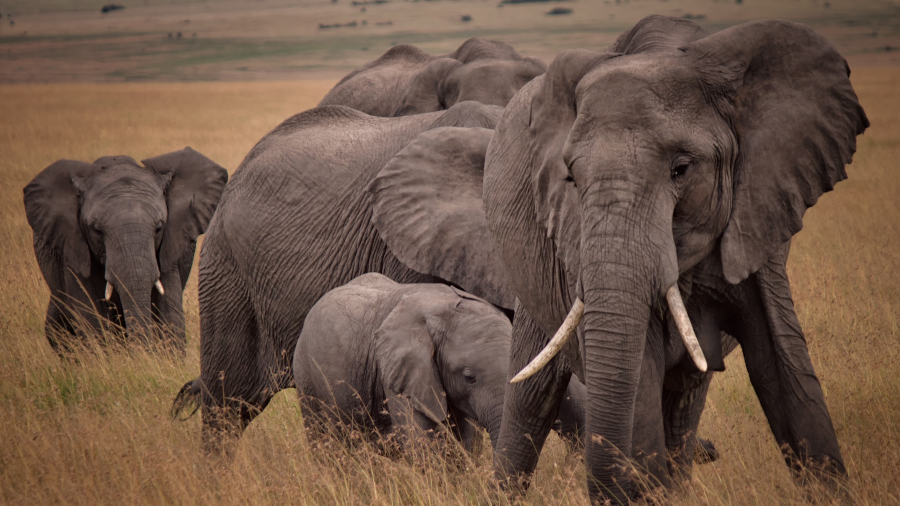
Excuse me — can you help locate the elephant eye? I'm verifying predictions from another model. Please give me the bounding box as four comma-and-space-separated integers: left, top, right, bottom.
155, 222, 164, 234
671, 161, 691, 179
462, 368, 476, 384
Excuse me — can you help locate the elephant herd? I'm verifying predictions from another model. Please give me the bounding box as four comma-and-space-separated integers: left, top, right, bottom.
24, 15, 868, 504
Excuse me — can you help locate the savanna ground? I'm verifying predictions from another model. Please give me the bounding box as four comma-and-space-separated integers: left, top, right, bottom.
1, 0, 899, 504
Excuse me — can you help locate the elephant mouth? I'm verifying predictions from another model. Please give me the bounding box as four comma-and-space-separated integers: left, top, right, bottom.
510, 284, 707, 382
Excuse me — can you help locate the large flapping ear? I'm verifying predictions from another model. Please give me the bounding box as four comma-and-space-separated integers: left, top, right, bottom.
530, 50, 620, 283
428, 100, 504, 130
23, 160, 102, 278
141, 147, 228, 272
370, 127, 515, 309
683, 20, 869, 284
606, 14, 708, 54
393, 58, 463, 116
375, 294, 448, 423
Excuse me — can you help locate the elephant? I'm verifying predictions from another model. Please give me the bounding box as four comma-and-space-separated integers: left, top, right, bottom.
24, 148, 228, 351
293, 273, 591, 452
471, 15, 868, 503
170, 101, 517, 447
318, 37, 546, 117
292, 273, 513, 451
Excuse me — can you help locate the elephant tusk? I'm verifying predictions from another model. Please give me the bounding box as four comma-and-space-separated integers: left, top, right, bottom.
105, 282, 114, 301
666, 284, 708, 373
510, 298, 584, 384
154, 280, 165, 296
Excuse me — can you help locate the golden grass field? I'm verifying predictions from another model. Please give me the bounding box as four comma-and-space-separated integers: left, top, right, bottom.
1, 58, 899, 506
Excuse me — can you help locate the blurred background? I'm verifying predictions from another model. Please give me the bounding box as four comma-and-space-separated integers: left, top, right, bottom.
1, 0, 898, 83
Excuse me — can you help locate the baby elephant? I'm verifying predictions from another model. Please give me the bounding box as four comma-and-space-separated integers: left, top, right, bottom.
294, 273, 522, 451
24, 148, 227, 351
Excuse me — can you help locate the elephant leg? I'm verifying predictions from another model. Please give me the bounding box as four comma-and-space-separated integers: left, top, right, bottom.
62, 269, 106, 340
733, 259, 845, 481
493, 304, 570, 493
197, 240, 274, 453
554, 375, 586, 449
631, 318, 670, 492
662, 371, 712, 479
156, 267, 185, 351
45, 297, 75, 353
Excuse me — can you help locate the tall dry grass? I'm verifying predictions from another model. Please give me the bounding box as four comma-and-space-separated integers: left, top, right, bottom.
0, 70, 898, 505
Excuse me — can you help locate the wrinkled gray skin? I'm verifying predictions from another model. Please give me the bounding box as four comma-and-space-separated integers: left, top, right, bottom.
476, 16, 869, 503
318, 37, 546, 117
23, 148, 227, 350
174, 101, 516, 447
293, 274, 512, 450
293, 273, 586, 452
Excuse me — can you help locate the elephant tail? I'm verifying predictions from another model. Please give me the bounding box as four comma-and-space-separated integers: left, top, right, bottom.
171, 378, 202, 421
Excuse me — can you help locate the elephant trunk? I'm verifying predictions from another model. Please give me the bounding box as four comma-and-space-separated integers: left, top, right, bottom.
480, 391, 504, 451
580, 196, 662, 503
105, 226, 160, 344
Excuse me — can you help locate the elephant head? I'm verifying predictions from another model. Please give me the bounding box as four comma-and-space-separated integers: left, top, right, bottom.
480, 16, 868, 501
375, 284, 512, 449
319, 38, 546, 117
24, 147, 227, 347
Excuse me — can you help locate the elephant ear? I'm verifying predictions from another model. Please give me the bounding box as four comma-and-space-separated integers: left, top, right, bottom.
375, 294, 448, 423
23, 159, 102, 278
683, 20, 869, 284
606, 14, 708, 54
393, 58, 463, 116
141, 147, 228, 272
529, 50, 620, 284
369, 127, 516, 309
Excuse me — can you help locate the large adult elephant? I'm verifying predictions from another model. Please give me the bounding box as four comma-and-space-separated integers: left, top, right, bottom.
344, 14, 868, 503
178, 101, 518, 445
475, 16, 869, 503
24, 148, 227, 351
318, 37, 546, 117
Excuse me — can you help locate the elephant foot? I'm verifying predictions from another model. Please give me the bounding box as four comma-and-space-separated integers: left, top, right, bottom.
693, 438, 719, 464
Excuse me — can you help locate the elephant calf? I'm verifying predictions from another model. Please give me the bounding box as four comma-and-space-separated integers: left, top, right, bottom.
24, 148, 228, 351
293, 273, 584, 451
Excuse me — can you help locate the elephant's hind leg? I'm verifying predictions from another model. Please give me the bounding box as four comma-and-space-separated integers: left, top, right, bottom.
197, 235, 274, 453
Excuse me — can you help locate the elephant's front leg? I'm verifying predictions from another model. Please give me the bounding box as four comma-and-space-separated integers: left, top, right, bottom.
156, 247, 194, 350
156, 268, 185, 350
493, 305, 570, 493
662, 369, 713, 479
631, 318, 671, 492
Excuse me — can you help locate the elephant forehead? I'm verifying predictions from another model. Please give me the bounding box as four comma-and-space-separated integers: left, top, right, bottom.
576, 54, 710, 124
81, 167, 167, 213
89, 165, 165, 192
569, 56, 729, 158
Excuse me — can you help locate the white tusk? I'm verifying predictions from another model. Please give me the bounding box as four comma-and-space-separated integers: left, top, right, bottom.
666, 284, 708, 373
511, 298, 584, 384
154, 280, 165, 296
105, 282, 114, 301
